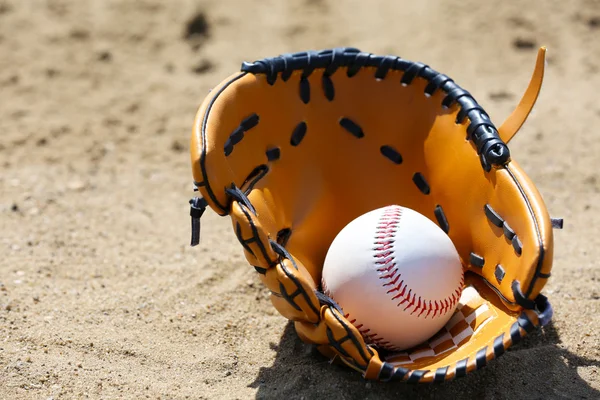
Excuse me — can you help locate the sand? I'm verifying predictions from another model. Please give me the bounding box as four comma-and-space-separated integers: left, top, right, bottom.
1, 0, 599, 398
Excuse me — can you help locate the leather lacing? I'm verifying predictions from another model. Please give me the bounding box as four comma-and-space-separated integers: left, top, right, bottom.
241, 47, 510, 167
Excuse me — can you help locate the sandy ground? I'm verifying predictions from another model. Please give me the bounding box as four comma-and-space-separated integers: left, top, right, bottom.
1, 0, 599, 399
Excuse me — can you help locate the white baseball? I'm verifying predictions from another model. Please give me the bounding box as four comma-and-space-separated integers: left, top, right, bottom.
321, 205, 464, 351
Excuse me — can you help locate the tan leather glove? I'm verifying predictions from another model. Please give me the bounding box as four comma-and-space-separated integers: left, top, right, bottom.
188, 47, 562, 383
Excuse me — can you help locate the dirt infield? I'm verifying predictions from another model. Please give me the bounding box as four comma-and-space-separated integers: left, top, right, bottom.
1, 0, 598, 398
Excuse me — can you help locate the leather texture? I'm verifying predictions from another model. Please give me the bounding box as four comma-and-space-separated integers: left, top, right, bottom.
189, 48, 556, 382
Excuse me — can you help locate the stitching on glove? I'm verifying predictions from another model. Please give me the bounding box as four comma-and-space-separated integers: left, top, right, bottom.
326, 327, 352, 359
346, 51, 369, 78
279, 283, 303, 311
511, 280, 536, 309
226, 185, 256, 215
400, 62, 428, 86
380, 145, 403, 164
412, 173, 430, 195
484, 204, 505, 227
269, 240, 321, 317
433, 366, 450, 383
265, 147, 280, 161
434, 205, 450, 233
234, 202, 276, 267
328, 306, 375, 363
339, 117, 364, 138
235, 222, 256, 257
299, 77, 310, 104
407, 369, 428, 384
494, 265, 506, 283
424, 73, 453, 97
322, 74, 334, 101
314, 290, 344, 315
378, 362, 396, 381
379, 363, 410, 382
456, 97, 484, 124
290, 121, 307, 146
512, 235, 523, 255
493, 332, 506, 358
469, 252, 485, 268
240, 164, 269, 195
374, 55, 396, 80
442, 88, 470, 109
455, 357, 468, 378
323, 48, 343, 77
223, 113, 259, 156
483, 204, 523, 257
503, 222, 516, 240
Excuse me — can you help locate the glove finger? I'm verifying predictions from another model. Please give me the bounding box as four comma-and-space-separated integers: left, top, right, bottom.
230, 194, 321, 323
230, 198, 278, 269
295, 304, 376, 372
266, 243, 321, 323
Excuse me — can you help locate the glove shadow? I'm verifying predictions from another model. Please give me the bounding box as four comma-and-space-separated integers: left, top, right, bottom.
250, 320, 599, 399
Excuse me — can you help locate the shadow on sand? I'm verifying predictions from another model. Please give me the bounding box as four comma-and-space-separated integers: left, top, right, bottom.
250, 320, 599, 400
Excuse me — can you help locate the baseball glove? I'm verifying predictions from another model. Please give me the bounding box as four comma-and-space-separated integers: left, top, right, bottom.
188, 47, 563, 383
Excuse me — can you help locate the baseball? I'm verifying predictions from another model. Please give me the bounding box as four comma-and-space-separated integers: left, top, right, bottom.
321, 205, 464, 352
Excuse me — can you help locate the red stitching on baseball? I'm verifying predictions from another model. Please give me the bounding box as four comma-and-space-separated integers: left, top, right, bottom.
382, 271, 400, 285
375, 206, 463, 319
377, 264, 396, 273
345, 311, 401, 352
329, 279, 402, 351
326, 282, 400, 351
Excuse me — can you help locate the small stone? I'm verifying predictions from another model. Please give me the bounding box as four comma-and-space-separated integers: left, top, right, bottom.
98, 51, 112, 62
191, 59, 214, 75
513, 37, 536, 50
365, 382, 372, 389
70, 29, 90, 40
67, 181, 86, 191
171, 140, 185, 152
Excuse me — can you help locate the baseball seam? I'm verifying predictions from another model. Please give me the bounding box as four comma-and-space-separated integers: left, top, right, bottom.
345, 313, 399, 351
375, 206, 464, 320
321, 279, 395, 350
